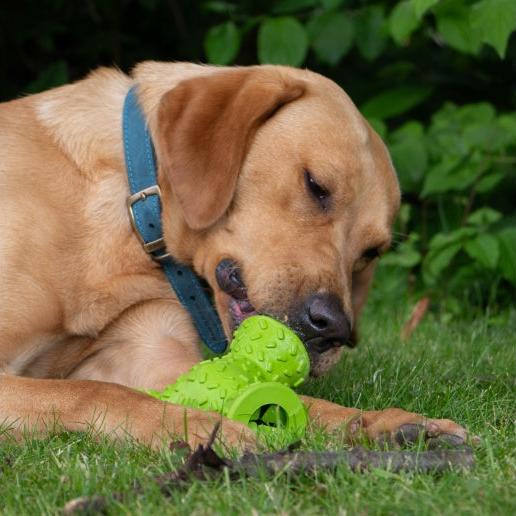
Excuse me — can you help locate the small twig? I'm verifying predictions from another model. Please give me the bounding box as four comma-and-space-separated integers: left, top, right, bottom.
401, 297, 430, 341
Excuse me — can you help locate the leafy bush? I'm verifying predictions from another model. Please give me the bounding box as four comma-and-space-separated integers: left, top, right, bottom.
382, 102, 516, 307
1, 0, 514, 309
203, 0, 516, 309
203, 0, 516, 64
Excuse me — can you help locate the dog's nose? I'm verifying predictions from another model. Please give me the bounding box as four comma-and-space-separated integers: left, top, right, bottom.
295, 293, 352, 352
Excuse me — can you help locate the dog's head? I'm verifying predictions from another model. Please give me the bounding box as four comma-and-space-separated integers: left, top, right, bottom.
155, 66, 400, 376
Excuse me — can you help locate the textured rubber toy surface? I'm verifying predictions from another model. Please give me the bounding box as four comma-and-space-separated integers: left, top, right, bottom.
148, 315, 310, 436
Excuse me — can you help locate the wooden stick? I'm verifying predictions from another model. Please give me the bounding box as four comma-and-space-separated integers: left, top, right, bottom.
63, 440, 474, 513
235, 447, 474, 476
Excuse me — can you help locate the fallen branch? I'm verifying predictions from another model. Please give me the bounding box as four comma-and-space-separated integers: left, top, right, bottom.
235, 447, 474, 476
63, 425, 474, 514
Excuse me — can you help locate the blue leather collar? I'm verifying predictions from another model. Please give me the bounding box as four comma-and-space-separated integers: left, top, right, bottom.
122, 86, 227, 353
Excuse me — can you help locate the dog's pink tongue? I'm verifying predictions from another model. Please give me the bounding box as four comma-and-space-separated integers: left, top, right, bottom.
230, 298, 257, 323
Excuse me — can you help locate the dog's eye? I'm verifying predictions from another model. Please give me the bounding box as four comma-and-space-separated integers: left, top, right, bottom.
304, 169, 330, 210
353, 247, 381, 272
362, 247, 380, 261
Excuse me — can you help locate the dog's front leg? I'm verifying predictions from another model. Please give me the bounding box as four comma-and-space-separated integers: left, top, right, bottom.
300, 395, 467, 446
0, 374, 255, 450
0, 298, 258, 450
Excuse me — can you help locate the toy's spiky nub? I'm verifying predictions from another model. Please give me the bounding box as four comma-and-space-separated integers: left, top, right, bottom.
148, 315, 310, 436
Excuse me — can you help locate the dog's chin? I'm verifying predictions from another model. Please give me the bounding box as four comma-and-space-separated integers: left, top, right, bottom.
307, 347, 344, 377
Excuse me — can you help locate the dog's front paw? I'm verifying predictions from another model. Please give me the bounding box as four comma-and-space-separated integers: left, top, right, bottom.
131, 395, 258, 452
163, 409, 257, 452
357, 408, 468, 448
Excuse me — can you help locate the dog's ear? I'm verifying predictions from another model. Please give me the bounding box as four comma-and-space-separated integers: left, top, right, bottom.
350, 263, 377, 346
156, 68, 304, 230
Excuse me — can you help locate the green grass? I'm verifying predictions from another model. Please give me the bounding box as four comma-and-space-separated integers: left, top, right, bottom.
1, 306, 515, 515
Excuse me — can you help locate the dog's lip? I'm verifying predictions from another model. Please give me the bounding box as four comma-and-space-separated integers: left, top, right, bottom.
304, 334, 354, 352
227, 293, 258, 331
215, 259, 257, 329
306, 337, 345, 353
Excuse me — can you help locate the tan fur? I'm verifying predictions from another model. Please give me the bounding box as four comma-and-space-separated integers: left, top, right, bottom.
0, 63, 466, 449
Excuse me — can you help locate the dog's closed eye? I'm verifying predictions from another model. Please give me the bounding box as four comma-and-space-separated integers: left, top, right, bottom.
304, 169, 330, 211
362, 247, 380, 261
353, 247, 382, 272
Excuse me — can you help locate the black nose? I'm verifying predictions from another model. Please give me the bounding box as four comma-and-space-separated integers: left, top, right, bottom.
295, 293, 352, 352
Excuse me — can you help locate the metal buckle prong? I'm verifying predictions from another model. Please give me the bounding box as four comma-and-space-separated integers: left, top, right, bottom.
127, 185, 170, 261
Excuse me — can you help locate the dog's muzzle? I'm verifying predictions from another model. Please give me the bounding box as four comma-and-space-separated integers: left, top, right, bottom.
291, 293, 352, 353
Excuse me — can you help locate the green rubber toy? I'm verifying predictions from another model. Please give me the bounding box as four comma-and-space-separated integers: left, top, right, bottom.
147, 315, 310, 437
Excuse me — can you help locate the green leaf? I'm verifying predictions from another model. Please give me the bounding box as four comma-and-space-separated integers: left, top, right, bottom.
421, 158, 478, 196
426, 227, 476, 251
467, 207, 502, 226
258, 17, 308, 66
388, 1, 420, 45
422, 227, 478, 285
355, 5, 388, 61
382, 234, 422, 268
272, 0, 318, 15
388, 121, 428, 193
320, 0, 346, 10
497, 228, 516, 283
423, 227, 478, 284
411, 0, 439, 19
423, 242, 462, 284
436, 9, 483, 54
307, 12, 355, 65
471, 0, 516, 58
463, 122, 505, 150
361, 85, 431, 119
204, 22, 241, 65
464, 234, 500, 269
497, 114, 516, 144
457, 102, 496, 124
427, 103, 500, 161
476, 172, 505, 193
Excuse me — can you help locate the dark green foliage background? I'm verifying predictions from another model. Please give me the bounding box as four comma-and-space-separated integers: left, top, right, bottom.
1, 0, 515, 312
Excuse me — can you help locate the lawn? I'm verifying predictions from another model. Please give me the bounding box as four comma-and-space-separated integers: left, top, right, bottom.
1, 305, 515, 515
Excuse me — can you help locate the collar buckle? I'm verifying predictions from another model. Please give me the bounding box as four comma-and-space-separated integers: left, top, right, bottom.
127, 185, 170, 262
123, 86, 227, 353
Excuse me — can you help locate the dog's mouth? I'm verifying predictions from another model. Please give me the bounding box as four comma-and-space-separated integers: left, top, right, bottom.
214, 259, 349, 377
215, 259, 258, 330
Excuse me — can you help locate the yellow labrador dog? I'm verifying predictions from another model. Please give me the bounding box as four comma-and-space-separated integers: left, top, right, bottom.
0, 63, 466, 449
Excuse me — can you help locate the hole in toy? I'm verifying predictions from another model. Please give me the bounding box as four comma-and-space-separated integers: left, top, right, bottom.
148, 223, 155, 229
249, 404, 288, 428
177, 270, 183, 276
190, 295, 196, 301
